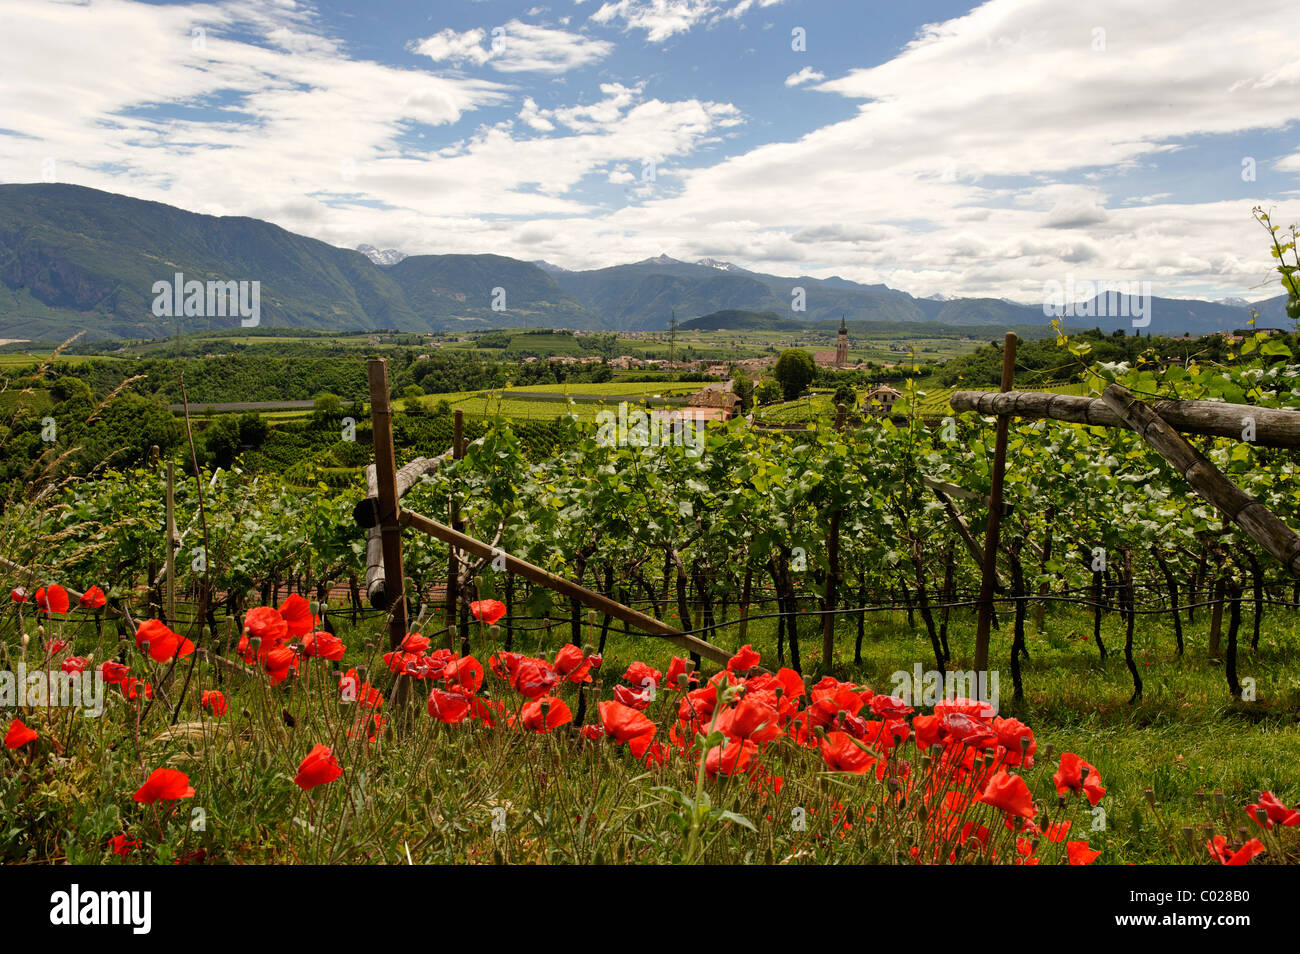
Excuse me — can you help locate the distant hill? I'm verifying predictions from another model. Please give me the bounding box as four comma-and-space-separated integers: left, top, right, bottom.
0, 184, 1284, 340
680, 309, 804, 331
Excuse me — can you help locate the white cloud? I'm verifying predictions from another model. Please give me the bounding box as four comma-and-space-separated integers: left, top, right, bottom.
784, 66, 825, 87
413, 20, 613, 74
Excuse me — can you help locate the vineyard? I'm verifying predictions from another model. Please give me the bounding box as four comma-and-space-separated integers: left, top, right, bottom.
2, 317, 1300, 866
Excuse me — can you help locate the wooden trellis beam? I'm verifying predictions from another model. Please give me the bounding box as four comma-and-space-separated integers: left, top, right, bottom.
951, 389, 1300, 449
1100, 383, 1300, 579
398, 508, 736, 667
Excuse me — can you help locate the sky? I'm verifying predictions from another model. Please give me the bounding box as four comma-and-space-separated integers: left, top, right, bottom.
1, 0, 1298, 303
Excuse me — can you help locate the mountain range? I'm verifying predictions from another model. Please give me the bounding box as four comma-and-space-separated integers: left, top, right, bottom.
0, 184, 1286, 341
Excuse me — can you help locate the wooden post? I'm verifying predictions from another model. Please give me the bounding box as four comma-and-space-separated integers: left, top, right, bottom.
165, 461, 176, 625
821, 402, 847, 670
973, 332, 1017, 673
1208, 575, 1225, 659
443, 410, 465, 649
1100, 383, 1300, 579
366, 359, 408, 650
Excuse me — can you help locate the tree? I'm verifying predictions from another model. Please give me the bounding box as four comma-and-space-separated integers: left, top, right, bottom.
833, 383, 856, 411
755, 378, 782, 405
313, 392, 343, 416
732, 373, 755, 413
773, 349, 816, 401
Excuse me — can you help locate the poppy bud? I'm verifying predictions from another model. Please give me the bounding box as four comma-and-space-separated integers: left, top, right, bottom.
1182, 826, 1195, 848
1143, 788, 1155, 808
618, 840, 627, 865
594, 849, 606, 865
586, 610, 597, 625
310, 600, 321, 615
1042, 742, 1055, 760
383, 723, 394, 744
422, 788, 433, 806
249, 636, 262, 651
20, 633, 29, 648
488, 625, 500, 641
1020, 736, 1031, 754
677, 673, 688, 691
1214, 791, 1226, 808
493, 847, 504, 865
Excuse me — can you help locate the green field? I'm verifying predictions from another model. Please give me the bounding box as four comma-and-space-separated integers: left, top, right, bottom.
412, 380, 706, 421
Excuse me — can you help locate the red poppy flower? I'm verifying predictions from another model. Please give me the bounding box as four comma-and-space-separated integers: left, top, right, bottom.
243, 606, 289, 646
133, 768, 195, 802
135, 619, 194, 663
294, 744, 343, 790
262, 646, 297, 685
665, 656, 693, 690
714, 696, 783, 745
79, 585, 107, 610
108, 833, 141, 857
624, 661, 662, 689
399, 632, 430, 654
443, 655, 484, 694
1044, 820, 1072, 842
520, 696, 573, 733
820, 731, 875, 774
120, 677, 153, 701
277, 594, 316, 637
598, 701, 657, 758
993, 716, 1037, 767
4, 718, 38, 749
99, 660, 130, 684
428, 689, 472, 724
727, 644, 761, 673
35, 584, 69, 614
613, 683, 654, 710
512, 659, 560, 699
468, 599, 506, 625
869, 694, 914, 720
302, 631, 346, 660
705, 738, 757, 777
978, 770, 1037, 820
59, 655, 89, 674
1053, 753, 1106, 805
1206, 836, 1266, 865
1246, 791, 1300, 829
553, 644, 593, 683
10, 587, 27, 603
1066, 840, 1101, 865
44, 638, 67, 656
201, 690, 227, 717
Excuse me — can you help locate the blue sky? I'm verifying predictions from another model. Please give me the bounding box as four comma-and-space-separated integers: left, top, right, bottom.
2, 0, 1298, 303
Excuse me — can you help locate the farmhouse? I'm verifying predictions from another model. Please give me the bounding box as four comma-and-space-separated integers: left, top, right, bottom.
864, 384, 903, 415
684, 380, 741, 421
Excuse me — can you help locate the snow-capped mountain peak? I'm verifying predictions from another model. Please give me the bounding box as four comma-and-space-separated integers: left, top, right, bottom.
356, 244, 407, 267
